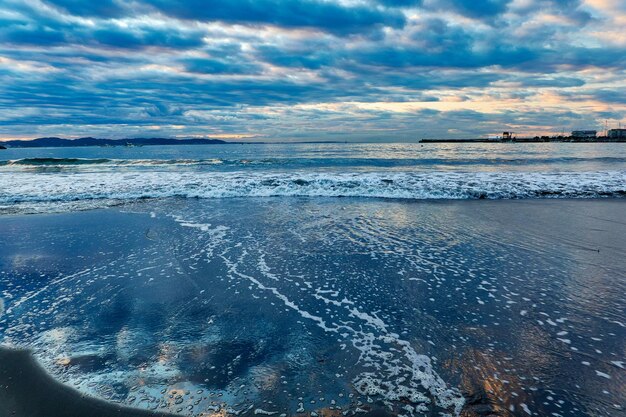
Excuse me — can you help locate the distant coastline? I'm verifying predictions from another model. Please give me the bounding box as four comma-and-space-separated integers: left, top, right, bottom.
0, 137, 231, 148
420, 137, 626, 143
3, 136, 625, 149
0, 137, 353, 148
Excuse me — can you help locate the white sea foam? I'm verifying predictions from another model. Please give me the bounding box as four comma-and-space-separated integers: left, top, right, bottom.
214, 233, 465, 416
1, 170, 624, 213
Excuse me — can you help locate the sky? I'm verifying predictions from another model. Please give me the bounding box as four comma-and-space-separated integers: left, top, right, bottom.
0, 0, 625, 141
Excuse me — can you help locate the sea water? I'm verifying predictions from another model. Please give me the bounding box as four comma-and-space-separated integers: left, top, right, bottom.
0, 142, 624, 416
1, 143, 625, 212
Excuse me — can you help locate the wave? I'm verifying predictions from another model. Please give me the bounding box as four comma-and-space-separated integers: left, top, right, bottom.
0, 157, 218, 167
1, 172, 624, 210
2, 157, 112, 166
2, 156, 626, 169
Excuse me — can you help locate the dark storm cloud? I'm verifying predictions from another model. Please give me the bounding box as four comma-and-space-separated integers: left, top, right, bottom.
514, 0, 592, 24
41, 0, 406, 35
424, 0, 591, 24
375, 71, 502, 89
42, 0, 127, 17
375, 0, 422, 7
255, 44, 336, 70
147, 0, 406, 34
434, 0, 512, 19
556, 89, 626, 104
0, 19, 205, 49
511, 76, 585, 88
181, 57, 262, 74
91, 27, 205, 49
409, 19, 472, 51
548, 46, 624, 72
591, 90, 626, 104
352, 44, 537, 69
0, 22, 67, 46
0, 70, 339, 113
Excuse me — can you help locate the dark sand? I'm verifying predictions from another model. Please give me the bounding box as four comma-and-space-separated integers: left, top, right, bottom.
0, 347, 174, 417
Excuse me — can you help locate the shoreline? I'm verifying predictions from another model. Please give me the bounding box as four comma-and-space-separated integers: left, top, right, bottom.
2, 196, 626, 218
0, 344, 468, 417
0, 346, 174, 417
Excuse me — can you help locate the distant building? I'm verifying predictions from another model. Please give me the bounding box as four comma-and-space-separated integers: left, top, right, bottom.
608, 128, 626, 138
571, 130, 597, 138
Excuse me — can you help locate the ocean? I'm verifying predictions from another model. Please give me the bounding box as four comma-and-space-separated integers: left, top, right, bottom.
1, 142, 625, 212
0, 142, 625, 417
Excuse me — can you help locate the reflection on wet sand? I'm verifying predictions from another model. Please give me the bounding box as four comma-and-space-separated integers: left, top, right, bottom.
1, 199, 624, 416
0, 346, 176, 417
457, 347, 529, 417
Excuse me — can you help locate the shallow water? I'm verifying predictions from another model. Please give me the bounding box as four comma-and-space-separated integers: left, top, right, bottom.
1, 198, 624, 416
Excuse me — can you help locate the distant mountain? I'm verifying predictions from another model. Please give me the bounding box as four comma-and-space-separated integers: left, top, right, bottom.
2, 137, 229, 148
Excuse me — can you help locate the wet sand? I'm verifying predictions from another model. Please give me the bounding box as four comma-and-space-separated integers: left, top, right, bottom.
1, 198, 624, 417
0, 347, 484, 417
0, 347, 174, 417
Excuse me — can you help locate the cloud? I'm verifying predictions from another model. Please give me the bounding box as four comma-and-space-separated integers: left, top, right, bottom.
376, 0, 423, 7
255, 43, 336, 69
508, 75, 586, 88
436, 0, 512, 18
0, 18, 206, 49
42, 0, 127, 17
151, 0, 405, 34
40, 0, 407, 35
352, 43, 537, 69
91, 26, 205, 49
181, 57, 261, 74
0, 0, 625, 140
0, 21, 68, 46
